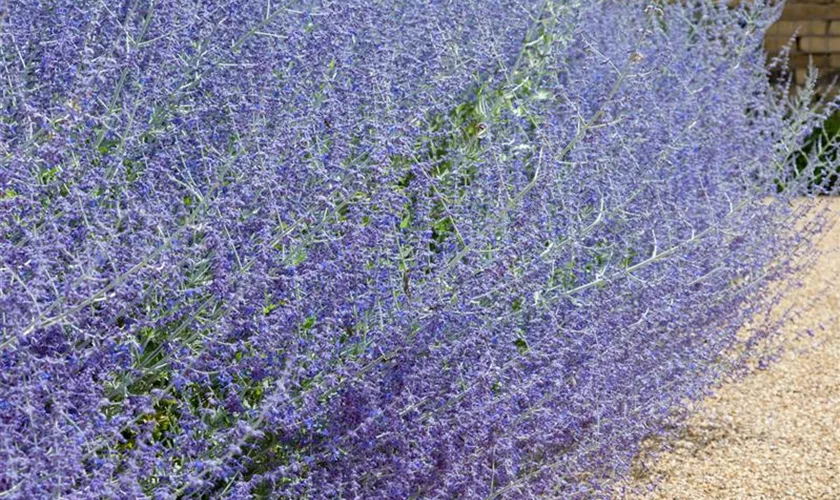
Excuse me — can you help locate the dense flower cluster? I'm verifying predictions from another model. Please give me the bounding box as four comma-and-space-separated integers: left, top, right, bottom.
0, 0, 836, 498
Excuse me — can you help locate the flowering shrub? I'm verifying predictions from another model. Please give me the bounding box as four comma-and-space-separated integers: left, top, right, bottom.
787, 110, 840, 193
0, 0, 837, 498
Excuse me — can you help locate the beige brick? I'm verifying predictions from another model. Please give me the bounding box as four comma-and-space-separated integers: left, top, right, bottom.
800, 36, 828, 53
764, 21, 788, 37
796, 67, 809, 86
785, 54, 811, 68
830, 21, 840, 36
830, 54, 840, 67
788, 54, 829, 69
768, 20, 827, 36
826, 37, 840, 52
782, 4, 840, 20
765, 36, 797, 54
804, 21, 827, 36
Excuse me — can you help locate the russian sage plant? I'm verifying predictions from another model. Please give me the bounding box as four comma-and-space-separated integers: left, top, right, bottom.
0, 0, 836, 498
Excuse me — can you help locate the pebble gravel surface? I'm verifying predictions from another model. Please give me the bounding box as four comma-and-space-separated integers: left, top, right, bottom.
624, 197, 840, 500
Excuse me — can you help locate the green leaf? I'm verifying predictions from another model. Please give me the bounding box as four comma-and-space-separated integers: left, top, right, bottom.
98, 137, 120, 155
301, 315, 317, 331
38, 165, 61, 185
290, 248, 308, 266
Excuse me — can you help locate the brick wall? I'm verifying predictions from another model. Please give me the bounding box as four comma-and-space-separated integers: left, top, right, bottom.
765, 2, 840, 86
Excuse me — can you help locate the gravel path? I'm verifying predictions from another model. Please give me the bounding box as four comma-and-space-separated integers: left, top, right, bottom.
624, 197, 840, 500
